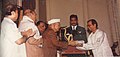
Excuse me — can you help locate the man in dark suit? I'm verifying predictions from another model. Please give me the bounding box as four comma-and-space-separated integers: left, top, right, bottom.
66, 14, 87, 43
64, 14, 87, 57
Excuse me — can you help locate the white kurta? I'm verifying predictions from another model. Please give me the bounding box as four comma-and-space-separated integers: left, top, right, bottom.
19, 16, 42, 39
19, 16, 43, 57
0, 17, 26, 57
77, 29, 113, 57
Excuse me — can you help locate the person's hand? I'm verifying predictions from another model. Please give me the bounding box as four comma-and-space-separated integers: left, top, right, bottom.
76, 43, 83, 47
21, 29, 35, 38
75, 41, 83, 47
68, 41, 77, 46
38, 38, 43, 48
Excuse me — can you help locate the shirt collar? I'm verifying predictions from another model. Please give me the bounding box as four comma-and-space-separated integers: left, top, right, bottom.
22, 16, 34, 23
71, 25, 77, 30
91, 29, 99, 34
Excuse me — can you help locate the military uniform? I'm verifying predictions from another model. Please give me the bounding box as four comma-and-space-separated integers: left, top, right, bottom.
60, 25, 87, 43
61, 25, 87, 57
66, 26, 87, 42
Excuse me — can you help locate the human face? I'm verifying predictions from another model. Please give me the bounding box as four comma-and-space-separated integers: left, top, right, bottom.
54, 22, 60, 32
70, 18, 78, 26
15, 10, 18, 19
87, 21, 96, 32
12, 10, 18, 21
38, 22, 46, 33
30, 11, 37, 22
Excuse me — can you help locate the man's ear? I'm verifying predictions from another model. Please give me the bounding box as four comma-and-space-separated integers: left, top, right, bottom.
93, 24, 96, 27
11, 11, 15, 15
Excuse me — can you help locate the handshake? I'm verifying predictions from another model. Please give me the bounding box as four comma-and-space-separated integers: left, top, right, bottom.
68, 41, 84, 47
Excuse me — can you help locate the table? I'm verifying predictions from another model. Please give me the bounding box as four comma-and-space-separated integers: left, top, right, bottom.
61, 46, 87, 57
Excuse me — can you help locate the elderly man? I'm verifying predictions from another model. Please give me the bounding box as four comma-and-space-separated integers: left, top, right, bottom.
42, 19, 69, 57
19, 10, 43, 57
74, 19, 113, 57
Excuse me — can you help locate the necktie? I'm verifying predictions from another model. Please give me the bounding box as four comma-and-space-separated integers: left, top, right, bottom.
73, 26, 75, 30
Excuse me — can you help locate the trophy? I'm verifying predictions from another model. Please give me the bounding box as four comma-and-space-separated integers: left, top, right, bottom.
62, 26, 73, 42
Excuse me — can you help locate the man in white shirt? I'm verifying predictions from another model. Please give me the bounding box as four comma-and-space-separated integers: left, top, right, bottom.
71, 19, 113, 57
19, 10, 43, 57
0, 4, 32, 57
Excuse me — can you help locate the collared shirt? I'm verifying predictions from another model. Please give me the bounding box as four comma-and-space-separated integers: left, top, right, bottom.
76, 29, 113, 57
19, 16, 42, 39
71, 25, 77, 30
19, 16, 44, 57
0, 17, 26, 57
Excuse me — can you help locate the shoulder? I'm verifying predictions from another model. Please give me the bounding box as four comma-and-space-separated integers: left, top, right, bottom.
77, 26, 84, 28
67, 26, 73, 29
97, 29, 104, 34
2, 19, 12, 25
20, 19, 33, 25
20, 21, 33, 28
96, 29, 105, 36
19, 20, 34, 30
43, 28, 56, 37
1, 20, 14, 29
44, 28, 55, 34
67, 26, 71, 29
77, 26, 86, 30
21, 16, 34, 25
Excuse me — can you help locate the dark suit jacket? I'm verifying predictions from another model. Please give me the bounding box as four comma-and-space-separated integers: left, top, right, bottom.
60, 25, 87, 43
